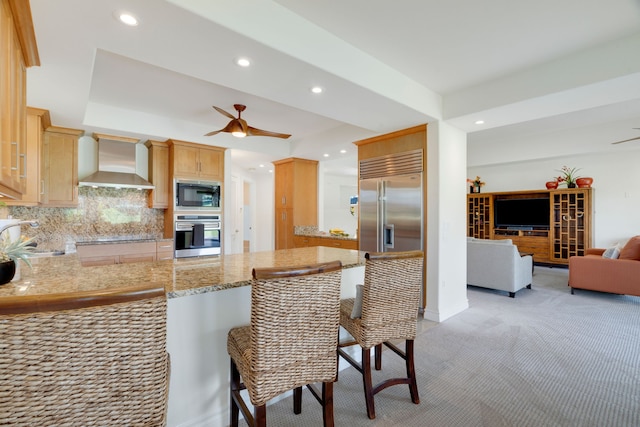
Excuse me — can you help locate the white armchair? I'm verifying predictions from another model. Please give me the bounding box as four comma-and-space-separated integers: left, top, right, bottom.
467, 238, 533, 297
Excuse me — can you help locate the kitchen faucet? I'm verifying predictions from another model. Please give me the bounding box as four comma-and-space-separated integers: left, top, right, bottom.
0, 220, 39, 237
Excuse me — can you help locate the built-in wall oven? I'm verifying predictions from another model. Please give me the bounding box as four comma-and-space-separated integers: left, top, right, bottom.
174, 214, 221, 258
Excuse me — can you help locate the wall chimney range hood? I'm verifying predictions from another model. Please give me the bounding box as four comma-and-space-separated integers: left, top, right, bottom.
78, 133, 154, 190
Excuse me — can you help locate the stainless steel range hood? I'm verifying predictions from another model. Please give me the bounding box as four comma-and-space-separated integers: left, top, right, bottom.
78, 134, 154, 190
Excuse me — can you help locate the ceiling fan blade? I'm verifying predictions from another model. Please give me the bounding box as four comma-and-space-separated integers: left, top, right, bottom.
239, 118, 249, 135
611, 136, 640, 145
204, 128, 224, 136
212, 106, 235, 119
247, 126, 291, 139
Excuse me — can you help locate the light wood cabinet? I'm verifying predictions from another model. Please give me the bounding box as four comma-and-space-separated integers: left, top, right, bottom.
40, 126, 81, 207
76, 241, 160, 266
293, 235, 358, 250
0, 0, 39, 199
467, 194, 492, 239
156, 240, 174, 261
169, 139, 224, 181
273, 158, 318, 250
5, 107, 49, 206
145, 139, 169, 208
550, 188, 593, 262
467, 188, 593, 265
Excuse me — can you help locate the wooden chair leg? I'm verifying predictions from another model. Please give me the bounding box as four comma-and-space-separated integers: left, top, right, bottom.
374, 343, 382, 370
361, 347, 376, 419
293, 386, 302, 414
322, 381, 335, 427
406, 340, 420, 404
254, 404, 267, 427
230, 359, 240, 427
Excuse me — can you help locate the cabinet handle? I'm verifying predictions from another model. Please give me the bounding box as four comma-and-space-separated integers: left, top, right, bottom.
19, 154, 26, 178
282, 196, 286, 205
40, 179, 45, 195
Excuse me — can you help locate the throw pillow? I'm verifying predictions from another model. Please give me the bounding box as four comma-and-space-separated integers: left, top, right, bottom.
602, 244, 621, 259
350, 284, 364, 319
619, 236, 640, 260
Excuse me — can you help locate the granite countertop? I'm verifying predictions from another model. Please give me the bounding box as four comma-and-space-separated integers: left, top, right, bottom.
294, 225, 358, 241
75, 237, 173, 246
0, 247, 365, 300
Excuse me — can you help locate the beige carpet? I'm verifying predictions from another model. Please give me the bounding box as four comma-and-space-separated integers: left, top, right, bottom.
238, 267, 640, 426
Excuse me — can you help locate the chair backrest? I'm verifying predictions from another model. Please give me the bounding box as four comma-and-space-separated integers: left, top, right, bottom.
0, 283, 169, 426
360, 250, 424, 345
250, 260, 342, 375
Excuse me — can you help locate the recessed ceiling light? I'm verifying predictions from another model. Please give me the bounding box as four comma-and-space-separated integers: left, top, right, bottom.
236, 57, 251, 67
340, 149, 347, 154
475, 120, 485, 125
311, 86, 323, 94
259, 164, 264, 168
323, 153, 329, 157
118, 12, 139, 26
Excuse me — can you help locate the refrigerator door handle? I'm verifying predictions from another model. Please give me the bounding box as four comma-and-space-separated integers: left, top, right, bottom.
384, 224, 395, 249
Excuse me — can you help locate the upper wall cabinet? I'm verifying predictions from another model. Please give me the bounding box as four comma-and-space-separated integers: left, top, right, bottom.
168, 139, 225, 182
0, 0, 39, 199
5, 107, 49, 206
41, 126, 82, 207
145, 139, 169, 209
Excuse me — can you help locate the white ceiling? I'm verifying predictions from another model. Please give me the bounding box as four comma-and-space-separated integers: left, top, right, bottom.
26, 0, 640, 177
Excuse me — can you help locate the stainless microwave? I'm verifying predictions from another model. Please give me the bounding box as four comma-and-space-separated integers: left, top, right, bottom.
176, 180, 221, 209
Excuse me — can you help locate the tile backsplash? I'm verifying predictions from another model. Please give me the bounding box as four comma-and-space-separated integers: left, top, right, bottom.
7, 187, 164, 251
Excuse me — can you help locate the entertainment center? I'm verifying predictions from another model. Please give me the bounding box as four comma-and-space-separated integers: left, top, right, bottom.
467, 188, 593, 265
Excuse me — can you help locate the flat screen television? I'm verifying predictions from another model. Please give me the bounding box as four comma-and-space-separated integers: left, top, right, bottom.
494, 198, 550, 229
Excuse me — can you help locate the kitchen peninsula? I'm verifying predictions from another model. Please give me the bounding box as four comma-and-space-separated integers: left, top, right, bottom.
0, 246, 365, 426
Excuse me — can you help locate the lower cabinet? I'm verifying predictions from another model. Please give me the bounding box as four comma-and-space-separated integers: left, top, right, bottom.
77, 240, 174, 266
293, 235, 358, 250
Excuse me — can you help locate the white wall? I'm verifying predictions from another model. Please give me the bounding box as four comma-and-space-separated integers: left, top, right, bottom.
467, 149, 640, 248
320, 174, 358, 235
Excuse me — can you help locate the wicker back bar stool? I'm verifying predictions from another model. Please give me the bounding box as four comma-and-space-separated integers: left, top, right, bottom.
338, 250, 424, 419
227, 260, 343, 427
0, 283, 170, 426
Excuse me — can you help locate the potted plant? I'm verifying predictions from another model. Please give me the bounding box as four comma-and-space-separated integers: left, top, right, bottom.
556, 166, 581, 188
467, 176, 485, 193
0, 234, 36, 285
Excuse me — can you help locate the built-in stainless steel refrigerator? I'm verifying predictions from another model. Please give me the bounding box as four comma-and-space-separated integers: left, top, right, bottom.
359, 173, 423, 253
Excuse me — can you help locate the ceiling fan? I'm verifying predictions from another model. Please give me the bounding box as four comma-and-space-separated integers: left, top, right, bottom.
204, 104, 292, 139
611, 128, 640, 145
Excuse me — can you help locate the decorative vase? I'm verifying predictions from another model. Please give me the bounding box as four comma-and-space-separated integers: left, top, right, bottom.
567, 182, 576, 188
545, 181, 558, 190
576, 177, 593, 188
0, 260, 16, 285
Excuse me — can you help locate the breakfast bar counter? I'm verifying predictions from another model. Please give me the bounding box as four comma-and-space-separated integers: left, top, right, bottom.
0, 246, 366, 427
0, 246, 365, 298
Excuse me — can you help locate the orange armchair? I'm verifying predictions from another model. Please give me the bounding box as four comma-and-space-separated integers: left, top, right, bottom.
568, 236, 640, 297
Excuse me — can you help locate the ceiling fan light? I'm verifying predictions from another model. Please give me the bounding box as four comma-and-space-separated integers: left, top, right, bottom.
230, 121, 246, 137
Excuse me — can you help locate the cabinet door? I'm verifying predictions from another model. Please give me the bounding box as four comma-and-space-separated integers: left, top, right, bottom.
41, 128, 79, 207
550, 189, 591, 262
0, 0, 26, 199
467, 194, 492, 239
5, 109, 42, 206
275, 208, 293, 249
198, 148, 223, 181
173, 144, 199, 178
146, 140, 169, 208
275, 161, 293, 207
